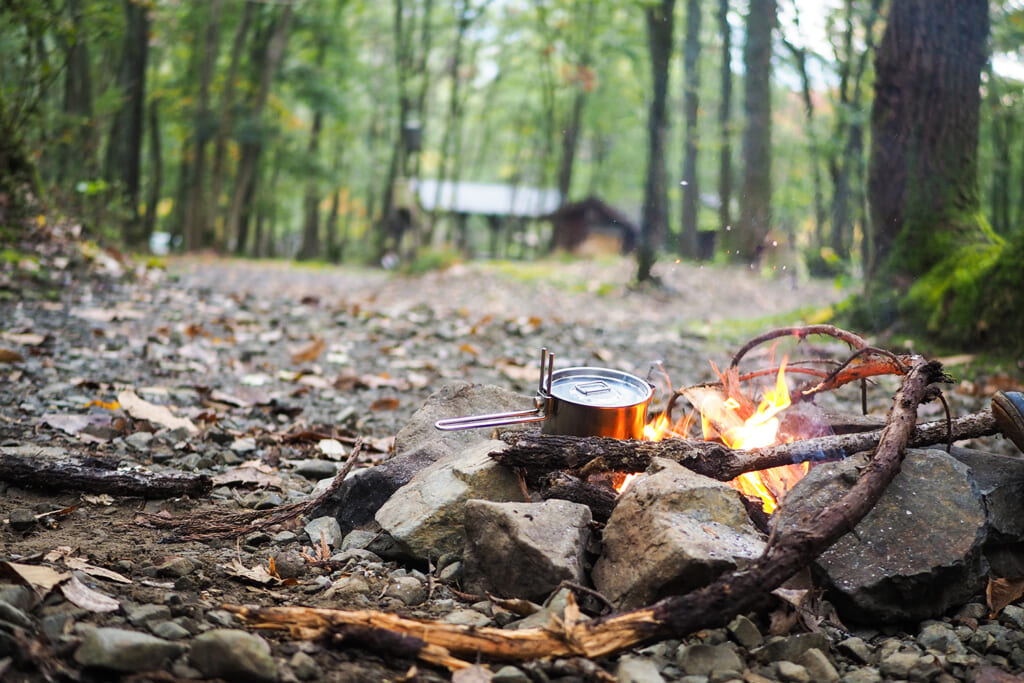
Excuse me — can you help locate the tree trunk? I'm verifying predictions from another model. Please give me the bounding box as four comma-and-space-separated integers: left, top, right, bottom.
143, 97, 163, 244
556, 0, 597, 205
226, 4, 293, 255
866, 0, 989, 283
58, 0, 96, 187
678, 0, 701, 259
712, 0, 732, 261
988, 71, 1013, 236
782, 35, 823, 252
104, 0, 150, 248
209, 2, 254, 248
184, 0, 223, 252
727, 0, 775, 264
636, 0, 675, 283
297, 109, 325, 260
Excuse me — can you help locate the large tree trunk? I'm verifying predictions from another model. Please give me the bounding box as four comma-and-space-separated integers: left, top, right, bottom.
636, 0, 675, 283
678, 0, 701, 259
726, 0, 775, 265
104, 0, 150, 248
866, 0, 989, 283
143, 97, 163, 243
58, 0, 96, 187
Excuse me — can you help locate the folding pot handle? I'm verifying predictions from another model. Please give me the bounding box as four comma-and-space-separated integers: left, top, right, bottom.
435, 405, 547, 431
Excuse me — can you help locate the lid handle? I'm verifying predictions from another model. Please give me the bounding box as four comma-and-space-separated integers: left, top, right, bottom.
574, 379, 612, 396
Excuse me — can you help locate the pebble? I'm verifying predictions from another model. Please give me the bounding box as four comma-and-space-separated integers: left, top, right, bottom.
304, 515, 343, 548
776, 660, 811, 683
189, 629, 277, 683
293, 459, 338, 480
616, 654, 666, 682
124, 431, 153, 450
727, 614, 763, 648
154, 556, 195, 578
150, 621, 191, 641
383, 575, 427, 605
8, 509, 35, 532
126, 603, 171, 626
289, 650, 321, 681
676, 643, 744, 676
799, 648, 839, 683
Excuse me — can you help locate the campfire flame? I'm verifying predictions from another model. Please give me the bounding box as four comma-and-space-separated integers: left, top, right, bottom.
626, 358, 808, 513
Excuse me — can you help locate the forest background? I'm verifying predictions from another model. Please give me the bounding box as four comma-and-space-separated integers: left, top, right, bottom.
2, 0, 1024, 352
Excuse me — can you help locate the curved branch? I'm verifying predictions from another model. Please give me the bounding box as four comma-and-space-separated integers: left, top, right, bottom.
730, 324, 870, 369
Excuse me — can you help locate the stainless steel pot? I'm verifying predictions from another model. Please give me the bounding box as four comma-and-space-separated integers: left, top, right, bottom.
435, 348, 653, 439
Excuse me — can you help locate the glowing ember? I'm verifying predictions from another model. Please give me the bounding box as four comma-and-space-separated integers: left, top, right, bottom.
614, 472, 641, 493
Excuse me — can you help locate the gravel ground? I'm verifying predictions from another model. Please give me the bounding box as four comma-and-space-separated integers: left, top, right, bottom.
1, 250, 1022, 682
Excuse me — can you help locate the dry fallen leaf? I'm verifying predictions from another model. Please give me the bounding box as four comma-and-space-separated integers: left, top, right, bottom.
318, 438, 347, 460
223, 558, 278, 585
0, 348, 24, 363
369, 397, 400, 412
291, 336, 326, 364
0, 561, 70, 595
60, 575, 120, 612
987, 576, 1024, 616
117, 389, 199, 435
1, 331, 46, 346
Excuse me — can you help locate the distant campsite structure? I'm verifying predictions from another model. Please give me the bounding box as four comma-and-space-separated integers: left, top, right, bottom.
410, 179, 638, 257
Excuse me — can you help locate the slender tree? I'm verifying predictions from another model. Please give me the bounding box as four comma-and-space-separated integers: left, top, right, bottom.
713, 0, 732, 261
636, 0, 675, 283
678, 0, 701, 259
726, 0, 776, 264
104, 0, 150, 247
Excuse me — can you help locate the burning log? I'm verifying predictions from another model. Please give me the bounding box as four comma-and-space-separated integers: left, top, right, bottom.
227, 357, 948, 670
493, 408, 999, 483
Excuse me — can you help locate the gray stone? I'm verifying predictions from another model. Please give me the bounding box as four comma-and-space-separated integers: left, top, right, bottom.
462, 499, 591, 602
799, 648, 839, 683
304, 516, 343, 548
775, 449, 987, 623
124, 431, 154, 450
839, 669, 883, 683
205, 609, 238, 628
775, 661, 810, 683
616, 654, 666, 682
878, 651, 919, 680
8, 509, 35, 532
308, 383, 535, 537
837, 637, 873, 664
442, 609, 493, 627
492, 665, 531, 683
917, 622, 967, 654
593, 459, 765, 609
341, 529, 378, 550
1001, 604, 1024, 630
677, 643, 744, 676
753, 633, 831, 664
126, 603, 171, 626
374, 440, 527, 561
230, 436, 257, 453
949, 446, 1024, 541
323, 574, 371, 601
190, 628, 277, 683
150, 621, 190, 640
74, 627, 183, 672
272, 551, 306, 580
727, 615, 763, 649
289, 651, 321, 681
293, 459, 338, 480
155, 556, 195, 578
383, 576, 427, 605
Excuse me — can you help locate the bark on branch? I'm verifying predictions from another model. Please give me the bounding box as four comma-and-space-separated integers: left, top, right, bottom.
227, 358, 947, 670
493, 408, 997, 482
0, 451, 211, 499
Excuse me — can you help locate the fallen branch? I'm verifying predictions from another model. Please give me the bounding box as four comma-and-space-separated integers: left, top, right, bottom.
227, 358, 946, 669
493, 408, 997, 482
0, 450, 211, 499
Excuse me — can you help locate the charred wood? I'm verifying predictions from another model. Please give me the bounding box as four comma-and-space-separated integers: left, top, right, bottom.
0, 451, 211, 499
494, 409, 998, 482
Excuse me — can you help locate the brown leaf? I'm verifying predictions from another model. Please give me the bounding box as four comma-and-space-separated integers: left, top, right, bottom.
459, 342, 480, 356
986, 576, 1024, 616
117, 389, 198, 435
291, 336, 326, 364
222, 558, 279, 585
0, 348, 24, 363
369, 397, 400, 412
0, 561, 70, 595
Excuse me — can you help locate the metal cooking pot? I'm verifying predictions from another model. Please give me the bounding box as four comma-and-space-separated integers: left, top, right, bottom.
435, 348, 653, 440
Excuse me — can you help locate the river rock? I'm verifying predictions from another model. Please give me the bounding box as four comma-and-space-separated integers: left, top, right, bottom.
189, 628, 277, 683
310, 382, 532, 535
374, 439, 527, 561
462, 499, 592, 602
74, 626, 183, 672
592, 458, 766, 609
775, 448, 987, 623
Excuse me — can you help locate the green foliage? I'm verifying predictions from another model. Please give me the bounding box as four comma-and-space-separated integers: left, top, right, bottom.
400, 247, 462, 275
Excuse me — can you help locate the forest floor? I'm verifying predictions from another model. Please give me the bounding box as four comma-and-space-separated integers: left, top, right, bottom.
1, 234, 1022, 682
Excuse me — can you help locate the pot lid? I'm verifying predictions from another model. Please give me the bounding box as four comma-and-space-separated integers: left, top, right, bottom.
548, 367, 653, 408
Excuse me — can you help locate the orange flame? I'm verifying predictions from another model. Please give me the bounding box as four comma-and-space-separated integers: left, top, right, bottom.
635, 358, 808, 512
